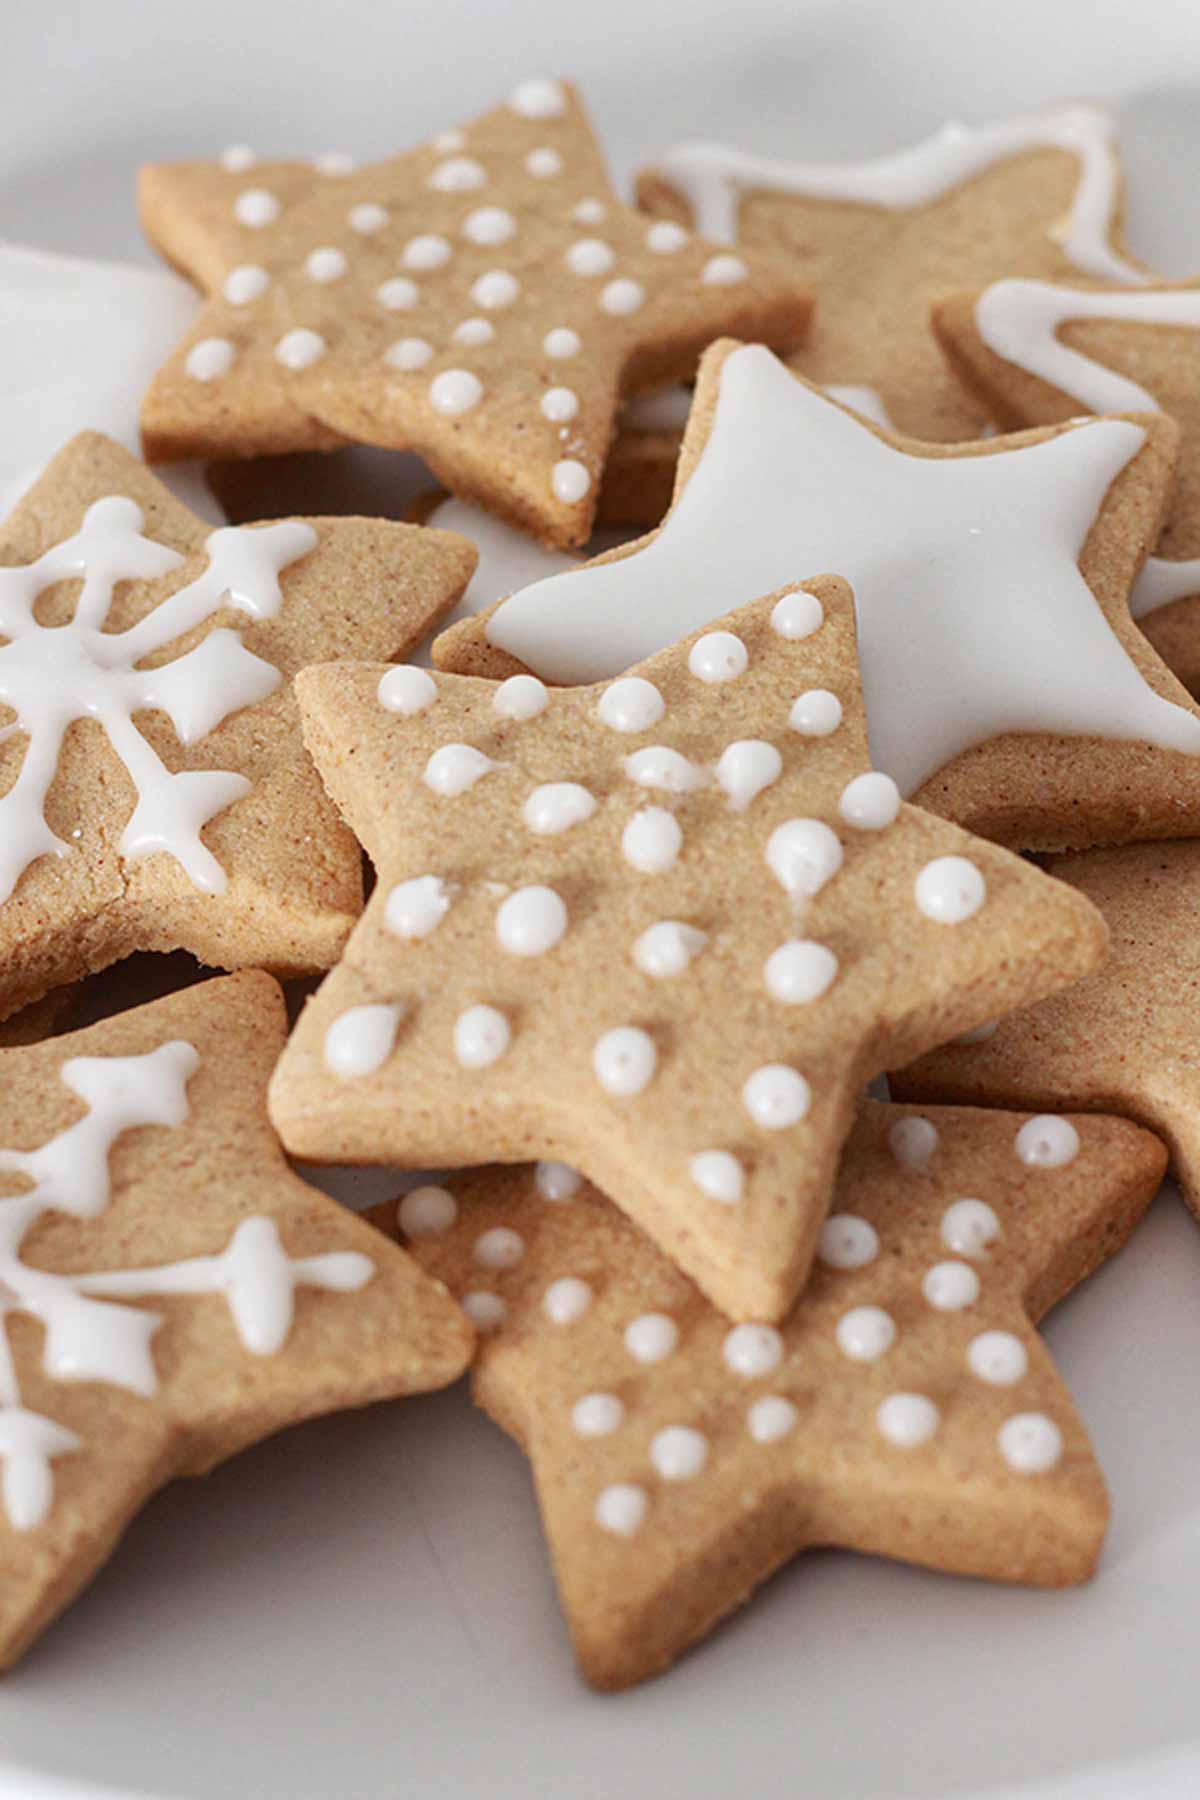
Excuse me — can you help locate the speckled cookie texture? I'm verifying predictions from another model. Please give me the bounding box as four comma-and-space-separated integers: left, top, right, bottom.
365, 1098, 1164, 1688
268, 580, 1106, 1322
0, 430, 475, 1022
139, 79, 811, 548
0, 969, 473, 1672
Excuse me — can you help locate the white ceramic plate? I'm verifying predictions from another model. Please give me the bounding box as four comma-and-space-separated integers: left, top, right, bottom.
4, 0, 1200, 1792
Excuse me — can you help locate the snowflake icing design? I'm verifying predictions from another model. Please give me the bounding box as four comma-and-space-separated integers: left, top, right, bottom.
0, 1041, 372, 1531
0, 496, 317, 903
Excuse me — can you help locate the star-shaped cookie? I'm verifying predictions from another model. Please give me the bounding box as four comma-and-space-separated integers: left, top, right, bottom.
894, 839, 1200, 1221
366, 1099, 1164, 1688
0, 969, 473, 1671
138, 79, 811, 548
269, 582, 1105, 1321
935, 277, 1200, 690
435, 338, 1200, 850
0, 431, 474, 1022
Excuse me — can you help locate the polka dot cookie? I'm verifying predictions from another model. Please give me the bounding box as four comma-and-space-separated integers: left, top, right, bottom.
138, 80, 811, 548
366, 1100, 1165, 1689
267, 580, 1106, 1322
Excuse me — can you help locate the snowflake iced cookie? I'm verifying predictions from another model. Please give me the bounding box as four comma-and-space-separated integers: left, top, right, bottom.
894, 840, 1200, 1224
934, 277, 1200, 692
435, 337, 1200, 852
0, 432, 475, 1023
138, 79, 811, 549
268, 582, 1105, 1321
0, 970, 473, 1672
364, 1099, 1164, 1689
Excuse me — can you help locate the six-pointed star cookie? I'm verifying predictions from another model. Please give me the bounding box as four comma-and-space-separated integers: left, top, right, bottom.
0, 969, 473, 1672
365, 1099, 1165, 1689
935, 276, 1200, 691
268, 582, 1106, 1321
138, 79, 811, 548
0, 431, 475, 1022
894, 839, 1200, 1222
435, 338, 1200, 850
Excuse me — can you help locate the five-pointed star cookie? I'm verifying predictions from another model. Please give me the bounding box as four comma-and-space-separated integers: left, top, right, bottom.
935, 277, 1200, 690
138, 79, 811, 548
435, 338, 1200, 851
365, 1098, 1165, 1689
0, 969, 473, 1672
268, 582, 1106, 1321
894, 839, 1200, 1221
0, 431, 475, 1022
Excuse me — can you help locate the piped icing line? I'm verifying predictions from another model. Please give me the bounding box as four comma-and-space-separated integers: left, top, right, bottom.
652, 105, 1148, 285
0, 1041, 372, 1530
0, 497, 316, 901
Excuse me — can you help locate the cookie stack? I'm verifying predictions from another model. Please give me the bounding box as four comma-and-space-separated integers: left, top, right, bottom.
1, 76, 1195, 1690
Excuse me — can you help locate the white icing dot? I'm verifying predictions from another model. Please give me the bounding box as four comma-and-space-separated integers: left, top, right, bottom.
998, 1413, 1062, 1473
385, 875, 452, 940
220, 144, 256, 173
429, 369, 484, 414
723, 1323, 784, 1378
624, 746, 707, 794
572, 199, 607, 225
566, 238, 614, 277
544, 327, 582, 358
323, 1002, 403, 1078
916, 857, 986, 924
771, 591, 824, 639
543, 1276, 593, 1324
889, 1115, 939, 1168
747, 1396, 798, 1443
510, 77, 568, 119
622, 807, 682, 873
688, 631, 748, 683
600, 278, 645, 316
185, 337, 235, 381
526, 147, 563, 178
305, 247, 347, 283
350, 202, 389, 234
386, 338, 434, 371
429, 156, 487, 191
463, 1290, 507, 1332
743, 1066, 810, 1129
817, 1214, 879, 1270
496, 885, 567, 957
766, 818, 843, 899
223, 264, 269, 304
535, 1161, 582, 1201
463, 207, 516, 246
234, 187, 279, 227
471, 270, 519, 309
594, 1026, 657, 1097
397, 1185, 458, 1237
315, 151, 355, 176
551, 459, 591, 503
453, 317, 495, 346
274, 328, 326, 370
968, 1331, 1029, 1386
716, 740, 782, 811
493, 674, 548, 720
702, 253, 748, 285
594, 1483, 647, 1536
377, 277, 420, 310
763, 940, 838, 1005
523, 782, 596, 835
454, 1004, 511, 1069
423, 743, 495, 794
839, 771, 901, 830
877, 1393, 940, 1448
624, 1313, 678, 1363
835, 1305, 897, 1362
474, 1227, 524, 1270
922, 1260, 982, 1311
646, 220, 689, 253
789, 689, 843, 736
651, 1425, 709, 1481
1015, 1116, 1080, 1169
378, 664, 437, 715
572, 1393, 624, 1436
540, 386, 580, 422
634, 920, 707, 977
941, 1199, 1001, 1258
432, 128, 466, 152
598, 676, 664, 732
690, 1150, 744, 1205
403, 233, 452, 268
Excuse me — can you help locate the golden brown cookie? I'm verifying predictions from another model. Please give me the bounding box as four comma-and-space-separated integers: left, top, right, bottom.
139, 80, 810, 548
366, 1098, 1164, 1688
0, 969, 472, 1672
0, 431, 474, 1021
269, 581, 1105, 1321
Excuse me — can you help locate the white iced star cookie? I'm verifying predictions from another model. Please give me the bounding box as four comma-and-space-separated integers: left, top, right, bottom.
436, 338, 1200, 851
